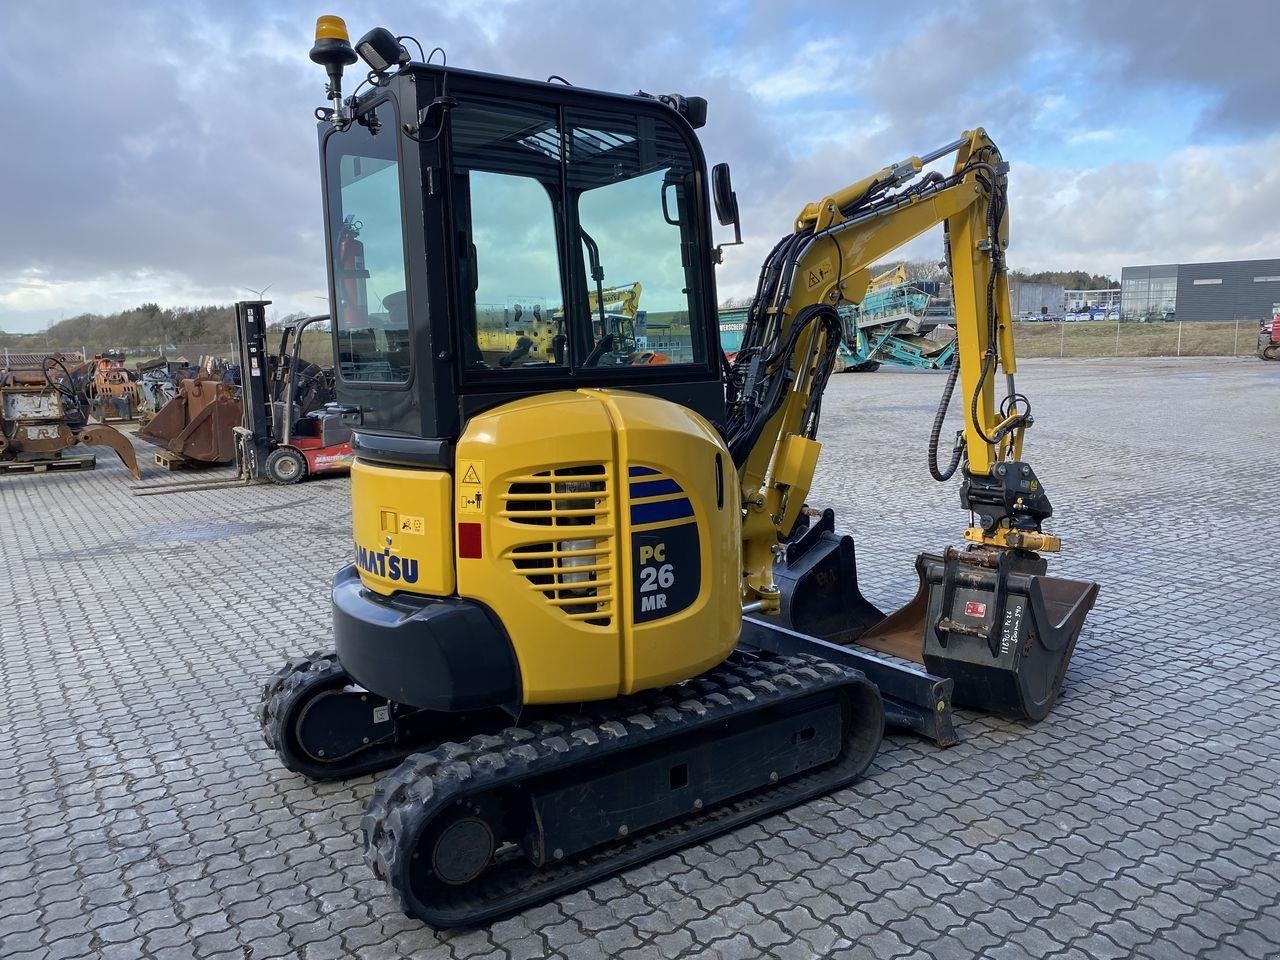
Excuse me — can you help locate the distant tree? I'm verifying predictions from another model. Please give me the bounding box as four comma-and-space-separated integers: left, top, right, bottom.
0, 302, 237, 354
1009, 269, 1116, 290
869, 259, 946, 282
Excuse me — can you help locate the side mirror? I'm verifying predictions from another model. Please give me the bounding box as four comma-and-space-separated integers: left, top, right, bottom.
711, 162, 742, 259
712, 163, 739, 228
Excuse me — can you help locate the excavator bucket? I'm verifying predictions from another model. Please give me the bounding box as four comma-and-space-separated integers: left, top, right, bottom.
769, 514, 1099, 722
858, 548, 1099, 721
77, 424, 143, 478
137, 378, 241, 464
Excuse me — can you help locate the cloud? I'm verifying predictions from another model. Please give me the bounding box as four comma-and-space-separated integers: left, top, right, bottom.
1062, 0, 1280, 138
1009, 135, 1280, 275
0, 0, 1276, 331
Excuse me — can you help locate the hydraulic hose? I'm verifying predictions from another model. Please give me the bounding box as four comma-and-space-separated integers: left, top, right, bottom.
928, 355, 964, 482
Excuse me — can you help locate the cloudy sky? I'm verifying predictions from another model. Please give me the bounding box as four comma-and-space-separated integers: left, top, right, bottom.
1, 0, 1276, 332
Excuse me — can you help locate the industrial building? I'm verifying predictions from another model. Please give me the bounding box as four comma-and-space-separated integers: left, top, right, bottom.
1065, 288, 1120, 313
1009, 279, 1065, 318
1121, 258, 1280, 322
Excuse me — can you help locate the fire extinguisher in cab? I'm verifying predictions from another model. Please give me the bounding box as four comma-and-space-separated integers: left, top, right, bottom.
337, 215, 370, 327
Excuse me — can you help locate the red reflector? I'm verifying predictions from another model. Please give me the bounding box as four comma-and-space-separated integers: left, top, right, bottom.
458, 522, 482, 559
964, 600, 988, 618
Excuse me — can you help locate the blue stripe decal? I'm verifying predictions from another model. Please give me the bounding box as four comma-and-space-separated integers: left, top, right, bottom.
628, 465, 659, 477
629, 478, 682, 499
630, 497, 694, 526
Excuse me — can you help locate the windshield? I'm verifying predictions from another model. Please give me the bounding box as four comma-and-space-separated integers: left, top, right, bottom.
449, 93, 708, 375
325, 100, 411, 382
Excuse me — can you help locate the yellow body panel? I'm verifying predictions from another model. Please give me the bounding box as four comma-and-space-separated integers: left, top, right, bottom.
350, 460, 455, 597
594, 390, 741, 694
455, 391, 620, 702
448, 389, 740, 705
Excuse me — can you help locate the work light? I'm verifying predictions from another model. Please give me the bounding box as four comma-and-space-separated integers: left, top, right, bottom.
355, 27, 410, 74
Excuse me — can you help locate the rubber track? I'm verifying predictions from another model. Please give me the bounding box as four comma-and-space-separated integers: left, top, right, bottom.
258, 651, 422, 780
362, 650, 883, 928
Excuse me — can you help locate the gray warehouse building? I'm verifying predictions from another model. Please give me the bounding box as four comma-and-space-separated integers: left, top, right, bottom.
1009, 279, 1065, 318
1121, 258, 1280, 322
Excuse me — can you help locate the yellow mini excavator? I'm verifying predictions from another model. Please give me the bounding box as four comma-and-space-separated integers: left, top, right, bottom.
258, 16, 1099, 928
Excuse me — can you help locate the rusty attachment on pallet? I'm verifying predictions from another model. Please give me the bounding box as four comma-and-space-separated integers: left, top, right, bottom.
137, 376, 241, 465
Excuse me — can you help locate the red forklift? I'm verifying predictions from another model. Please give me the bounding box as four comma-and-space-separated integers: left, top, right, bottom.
235, 300, 355, 484
1259, 305, 1280, 361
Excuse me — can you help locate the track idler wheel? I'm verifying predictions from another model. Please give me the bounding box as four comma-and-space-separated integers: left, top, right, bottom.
428, 815, 496, 885
258, 651, 410, 780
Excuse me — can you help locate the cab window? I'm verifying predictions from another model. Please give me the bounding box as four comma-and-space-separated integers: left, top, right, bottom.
567, 108, 708, 368
325, 100, 411, 382
448, 93, 709, 376
450, 99, 567, 371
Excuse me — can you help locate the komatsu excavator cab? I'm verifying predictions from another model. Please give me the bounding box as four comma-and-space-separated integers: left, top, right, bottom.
316, 54, 753, 715
320, 66, 726, 437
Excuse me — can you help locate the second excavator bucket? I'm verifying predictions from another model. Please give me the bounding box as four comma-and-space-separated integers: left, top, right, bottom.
857, 547, 1099, 721
137, 378, 241, 464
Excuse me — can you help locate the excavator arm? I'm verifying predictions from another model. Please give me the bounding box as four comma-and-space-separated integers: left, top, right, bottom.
727, 129, 1098, 721
727, 129, 1049, 604
587, 281, 644, 320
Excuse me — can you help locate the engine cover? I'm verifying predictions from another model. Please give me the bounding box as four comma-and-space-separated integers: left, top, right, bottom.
450, 389, 742, 704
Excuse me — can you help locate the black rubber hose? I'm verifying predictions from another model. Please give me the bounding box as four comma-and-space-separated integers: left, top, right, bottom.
928, 356, 964, 482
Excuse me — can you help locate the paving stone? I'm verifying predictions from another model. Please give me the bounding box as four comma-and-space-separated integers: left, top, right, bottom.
2, 358, 1277, 960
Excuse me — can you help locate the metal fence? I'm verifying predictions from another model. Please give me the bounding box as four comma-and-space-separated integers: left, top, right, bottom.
1013, 319, 1264, 359
13, 319, 1265, 373
2, 342, 238, 363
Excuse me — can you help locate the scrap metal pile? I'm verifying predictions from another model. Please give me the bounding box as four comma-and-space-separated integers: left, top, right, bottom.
0, 352, 141, 476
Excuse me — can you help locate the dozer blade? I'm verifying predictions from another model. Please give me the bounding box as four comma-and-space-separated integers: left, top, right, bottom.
859, 547, 1099, 721
77, 424, 142, 478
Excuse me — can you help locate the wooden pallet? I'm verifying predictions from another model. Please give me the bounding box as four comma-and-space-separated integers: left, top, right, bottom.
153, 449, 194, 471
152, 449, 222, 472
1, 455, 96, 475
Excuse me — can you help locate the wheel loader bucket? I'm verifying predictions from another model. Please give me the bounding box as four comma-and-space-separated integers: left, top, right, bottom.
78, 424, 143, 478
857, 547, 1099, 721
137, 378, 241, 464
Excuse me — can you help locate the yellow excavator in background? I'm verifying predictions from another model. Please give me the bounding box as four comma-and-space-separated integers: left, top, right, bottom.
258, 15, 1099, 928
581, 282, 670, 365
474, 281, 661, 368
867, 262, 909, 292
590, 281, 644, 320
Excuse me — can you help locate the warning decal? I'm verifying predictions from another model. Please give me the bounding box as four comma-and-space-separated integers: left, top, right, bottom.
806, 258, 833, 289
457, 460, 484, 516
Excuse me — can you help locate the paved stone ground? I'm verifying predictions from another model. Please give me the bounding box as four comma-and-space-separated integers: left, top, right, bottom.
1, 357, 1277, 960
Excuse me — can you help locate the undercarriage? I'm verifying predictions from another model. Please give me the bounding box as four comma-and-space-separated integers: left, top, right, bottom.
260, 647, 883, 927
